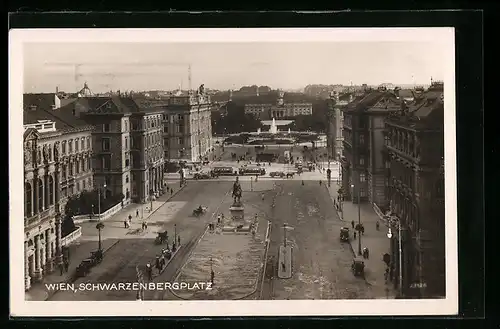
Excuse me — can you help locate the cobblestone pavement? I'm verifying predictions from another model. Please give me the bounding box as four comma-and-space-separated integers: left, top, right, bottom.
261, 180, 378, 300
49, 181, 232, 301
153, 179, 274, 300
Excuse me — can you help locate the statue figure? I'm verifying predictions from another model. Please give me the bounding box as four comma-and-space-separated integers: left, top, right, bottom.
198, 84, 205, 95
24, 143, 31, 165
43, 145, 49, 162
232, 176, 242, 204
37, 146, 42, 165
54, 142, 59, 161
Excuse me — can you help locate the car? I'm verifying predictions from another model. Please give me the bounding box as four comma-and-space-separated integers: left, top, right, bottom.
270, 171, 285, 178
193, 172, 211, 179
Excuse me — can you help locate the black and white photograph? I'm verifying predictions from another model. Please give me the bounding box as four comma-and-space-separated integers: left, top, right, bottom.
9, 28, 458, 316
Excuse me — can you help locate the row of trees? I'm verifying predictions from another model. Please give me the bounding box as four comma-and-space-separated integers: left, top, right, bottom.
211, 102, 263, 134
62, 190, 125, 237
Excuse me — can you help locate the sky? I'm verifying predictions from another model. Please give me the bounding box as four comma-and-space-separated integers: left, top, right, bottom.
24, 42, 447, 93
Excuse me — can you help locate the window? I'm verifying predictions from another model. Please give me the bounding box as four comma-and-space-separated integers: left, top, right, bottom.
75, 140, 79, 152
81, 138, 85, 150
178, 137, 184, 145
126, 175, 129, 183
25, 182, 32, 216
102, 138, 110, 151
360, 173, 366, 182
87, 137, 90, 149
69, 163, 73, 176
102, 156, 111, 170
81, 159, 85, 172
103, 123, 111, 132
125, 157, 130, 167
75, 160, 80, 174
125, 137, 128, 149
359, 157, 365, 165
132, 121, 138, 130
359, 134, 365, 145
83, 180, 86, 189
125, 121, 129, 132
76, 182, 80, 192
68, 140, 73, 153
38, 178, 43, 211
360, 188, 366, 197
176, 125, 180, 133
87, 158, 91, 170
62, 141, 66, 154
62, 165, 67, 180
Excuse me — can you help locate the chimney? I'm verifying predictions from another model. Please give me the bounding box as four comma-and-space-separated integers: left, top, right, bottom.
56, 86, 59, 94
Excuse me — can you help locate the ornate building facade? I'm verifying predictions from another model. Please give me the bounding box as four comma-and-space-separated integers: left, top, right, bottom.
163, 85, 213, 162
341, 87, 400, 203
384, 81, 445, 298
327, 91, 351, 160
23, 105, 94, 291
244, 90, 313, 119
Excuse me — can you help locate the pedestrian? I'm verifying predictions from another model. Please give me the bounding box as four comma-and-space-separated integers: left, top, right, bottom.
155, 256, 160, 271
136, 209, 139, 218
351, 220, 355, 229
361, 225, 365, 235
59, 262, 64, 276
354, 231, 357, 239
124, 220, 128, 228
145, 222, 148, 230
171, 189, 173, 196
376, 221, 380, 231
64, 260, 69, 273
365, 248, 370, 259
146, 264, 153, 281
141, 222, 145, 230
177, 235, 180, 246
217, 214, 221, 224
281, 261, 286, 272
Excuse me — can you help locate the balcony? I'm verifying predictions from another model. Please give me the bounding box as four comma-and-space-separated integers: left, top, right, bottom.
24, 206, 55, 227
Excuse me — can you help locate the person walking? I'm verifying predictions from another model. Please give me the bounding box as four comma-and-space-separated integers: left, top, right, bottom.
177, 235, 181, 246
146, 264, 153, 281
353, 231, 357, 239
136, 209, 139, 218
351, 220, 355, 229
376, 221, 380, 231
124, 220, 128, 229
64, 259, 69, 273
59, 262, 64, 276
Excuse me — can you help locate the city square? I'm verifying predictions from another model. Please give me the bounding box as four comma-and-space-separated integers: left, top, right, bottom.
18, 39, 447, 305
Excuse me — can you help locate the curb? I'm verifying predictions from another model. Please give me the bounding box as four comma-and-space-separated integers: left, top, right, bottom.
45, 239, 121, 301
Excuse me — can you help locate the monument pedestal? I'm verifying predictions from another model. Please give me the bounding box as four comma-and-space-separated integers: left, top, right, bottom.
229, 203, 245, 221
223, 201, 251, 233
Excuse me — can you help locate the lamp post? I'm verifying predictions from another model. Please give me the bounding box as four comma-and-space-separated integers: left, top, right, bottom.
387, 217, 403, 298
250, 176, 253, 191
351, 183, 362, 256
96, 183, 106, 252
337, 153, 341, 184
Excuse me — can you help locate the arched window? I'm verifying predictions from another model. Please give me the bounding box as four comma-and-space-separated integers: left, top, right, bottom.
38, 178, 44, 211
25, 182, 32, 216
48, 176, 54, 206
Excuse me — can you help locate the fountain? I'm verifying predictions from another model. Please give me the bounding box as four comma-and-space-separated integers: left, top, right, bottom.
269, 118, 278, 134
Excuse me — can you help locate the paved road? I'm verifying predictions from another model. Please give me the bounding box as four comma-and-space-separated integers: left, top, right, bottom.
260, 180, 377, 300
50, 181, 232, 301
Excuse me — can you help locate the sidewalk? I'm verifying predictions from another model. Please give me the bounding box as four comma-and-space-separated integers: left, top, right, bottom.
25, 180, 186, 301
326, 184, 396, 299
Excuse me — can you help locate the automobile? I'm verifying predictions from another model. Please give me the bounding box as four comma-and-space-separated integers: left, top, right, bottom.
340, 227, 350, 242
351, 257, 365, 277
193, 171, 211, 179
270, 171, 285, 178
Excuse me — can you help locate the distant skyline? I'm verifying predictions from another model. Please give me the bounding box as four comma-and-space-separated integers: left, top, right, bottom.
24, 41, 446, 94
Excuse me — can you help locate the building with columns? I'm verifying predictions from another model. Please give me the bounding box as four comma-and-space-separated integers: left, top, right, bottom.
384, 81, 445, 298
244, 90, 313, 119
340, 87, 401, 204
163, 85, 213, 162
23, 105, 94, 291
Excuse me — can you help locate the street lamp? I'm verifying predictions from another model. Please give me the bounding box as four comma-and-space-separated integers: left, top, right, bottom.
387, 217, 403, 298
96, 183, 106, 252
351, 183, 362, 256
